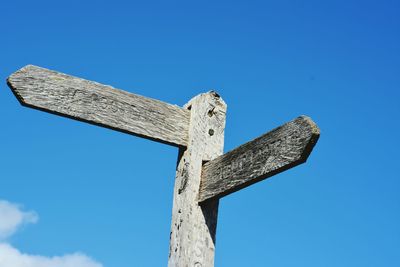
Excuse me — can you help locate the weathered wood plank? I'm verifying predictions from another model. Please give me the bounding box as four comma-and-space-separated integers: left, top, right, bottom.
169, 92, 226, 267
7, 65, 190, 147
199, 116, 320, 203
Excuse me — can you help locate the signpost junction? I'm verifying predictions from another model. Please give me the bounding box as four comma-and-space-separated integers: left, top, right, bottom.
7, 65, 320, 266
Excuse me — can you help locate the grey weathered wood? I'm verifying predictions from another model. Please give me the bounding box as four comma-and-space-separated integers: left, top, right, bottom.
169, 92, 226, 267
7, 63, 321, 266
198, 116, 320, 203
7, 65, 190, 147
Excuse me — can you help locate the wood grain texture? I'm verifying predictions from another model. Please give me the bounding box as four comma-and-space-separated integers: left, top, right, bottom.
168, 92, 226, 267
199, 116, 320, 203
7, 65, 190, 147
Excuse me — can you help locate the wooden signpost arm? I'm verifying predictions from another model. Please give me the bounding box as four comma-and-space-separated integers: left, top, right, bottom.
168, 92, 226, 267
199, 116, 320, 203
7, 65, 190, 147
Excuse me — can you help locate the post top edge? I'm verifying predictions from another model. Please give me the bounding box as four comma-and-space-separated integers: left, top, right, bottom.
185, 90, 227, 108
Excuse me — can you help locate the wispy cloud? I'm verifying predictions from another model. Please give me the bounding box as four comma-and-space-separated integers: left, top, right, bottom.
0, 200, 38, 240
0, 200, 103, 267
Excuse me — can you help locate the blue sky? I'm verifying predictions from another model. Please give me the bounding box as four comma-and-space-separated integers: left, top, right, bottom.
0, 0, 399, 266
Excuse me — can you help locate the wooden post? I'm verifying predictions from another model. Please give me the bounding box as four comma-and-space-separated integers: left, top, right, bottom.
7, 65, 320, 266
168, 92, 226, 267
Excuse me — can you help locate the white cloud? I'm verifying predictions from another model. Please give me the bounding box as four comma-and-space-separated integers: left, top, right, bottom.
0, 200, 103, 267
0, 244, 102, 267
0, 200, 38, 240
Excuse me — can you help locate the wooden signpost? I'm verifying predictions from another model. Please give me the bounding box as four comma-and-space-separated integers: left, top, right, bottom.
7, 65, 320, 267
